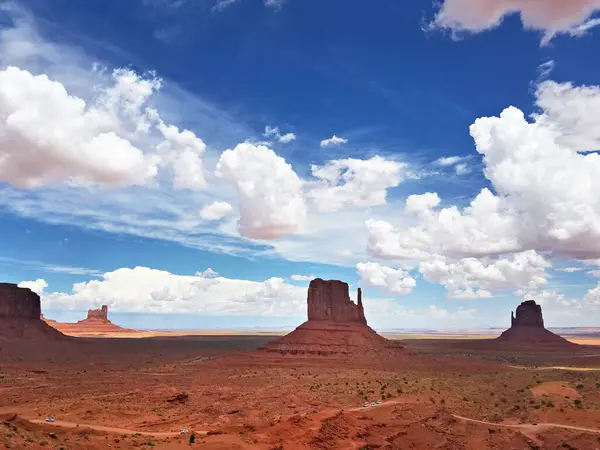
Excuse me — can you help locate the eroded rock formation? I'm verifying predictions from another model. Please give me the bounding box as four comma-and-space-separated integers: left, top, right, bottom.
0, 283, 65, 339
263, 278, 404, 358
86, 305, 109, 321
0, 283, 41, 319
498, 299, 575, 346
307, 279, 366, 324
43, 304, 134, 335
510, 300, 544, 328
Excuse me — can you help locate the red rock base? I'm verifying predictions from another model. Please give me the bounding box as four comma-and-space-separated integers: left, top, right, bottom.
497, 326, 578, 347
0, 318, 67, 341
262, 320, 404, 358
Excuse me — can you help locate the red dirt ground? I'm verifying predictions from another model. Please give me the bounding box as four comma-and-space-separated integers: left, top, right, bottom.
3, 334, 600, 449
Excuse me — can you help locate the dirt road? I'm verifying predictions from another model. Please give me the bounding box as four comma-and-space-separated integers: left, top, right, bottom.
28, 418, 207, 437
29, 400, 600, 439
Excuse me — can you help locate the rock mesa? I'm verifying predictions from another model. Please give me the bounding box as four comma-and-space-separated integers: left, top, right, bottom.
263, 278, 404, 358
85, 305, 109, 321
0, 283, 65, 339
45, 305, 132, 335
0, 283, 41, 319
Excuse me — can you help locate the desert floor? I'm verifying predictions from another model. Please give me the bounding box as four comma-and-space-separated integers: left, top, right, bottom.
4, 334, 600, 449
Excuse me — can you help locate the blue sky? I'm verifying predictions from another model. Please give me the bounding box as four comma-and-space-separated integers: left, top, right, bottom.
2, 0, 600, 330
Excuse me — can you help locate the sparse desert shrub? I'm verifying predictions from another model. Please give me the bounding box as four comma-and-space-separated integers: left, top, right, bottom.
576, 384, 584, 390
189, 433, 196, 444
25, 436, 33, 443
574, 399, 582, 408
547, 400, 555, 408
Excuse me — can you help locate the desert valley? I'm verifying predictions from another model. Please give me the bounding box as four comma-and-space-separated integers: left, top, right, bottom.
3, 280, 600, 449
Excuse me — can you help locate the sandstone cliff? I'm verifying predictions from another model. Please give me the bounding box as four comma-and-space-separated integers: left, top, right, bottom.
0, 283, 41, 319
85, 305, 109, 321
0, 283, 65, 340
307, 279, 366, 324
510, 300, 544, 328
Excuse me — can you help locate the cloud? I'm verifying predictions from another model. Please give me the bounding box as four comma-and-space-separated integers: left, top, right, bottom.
290, 274, 314, 281
454, 163, 471, 175
556, 267, 583, 273
418, 251, 551, 299
150, 109, 208, 190
307, 156, 406, 212
367, 79, 600, 262
35, 266, 307, 316
320, 135, 348, 147
427, 304, 476, 320
199, 201, 233, 221
18, 278, 48, 295
263, 125, 296, 144
212, 0, 238, 12
435, 156, 464, 166
0, 256, 104, 277
196, 268, 219, 278
0, 5, 267, 258
215, 142, 307, 239
533, 80, 600, 152
42, 265, 104, 277
264, 0, 285, 10
430, 0, 600, 43
356, 262, 416, 295
0, 66, 160, 188
434, 156, 470, 175
537, 60, 555, 79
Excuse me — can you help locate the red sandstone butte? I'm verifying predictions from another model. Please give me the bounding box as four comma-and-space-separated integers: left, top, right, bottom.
0, 283, 65, 340
85, 305, 109, 321
46, 305, 133, 335
498, 299, 576, 346
264, 278, 403, 357
307, 279, 367, 324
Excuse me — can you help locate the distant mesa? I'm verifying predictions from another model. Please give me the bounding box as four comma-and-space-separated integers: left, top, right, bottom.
85, 305, 109, 322
43, 305, 133, 335
497, 300, 576, 346
0, 283, 66, 340
263, 278, 404, 358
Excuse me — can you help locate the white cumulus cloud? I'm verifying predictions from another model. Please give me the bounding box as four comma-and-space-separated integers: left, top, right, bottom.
199, 201, 233, 221
18, 278, 48, 295
419, 251, 550, 299
215, 142, 307, 239
37, 266, 307, 316
356, 262, 416, 295
430, 0, 600, 43
308, 156, 405, 212
367, 79, 600, 262
0, 66, 159, 188
320, 135, 348, 147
